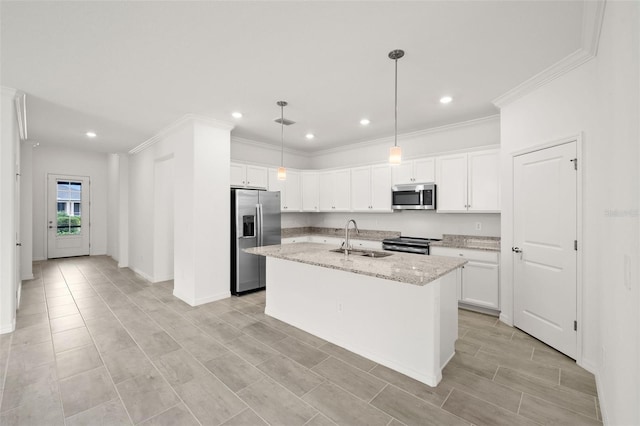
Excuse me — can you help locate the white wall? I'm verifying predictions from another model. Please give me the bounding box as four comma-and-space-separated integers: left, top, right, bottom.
313, 212, 500, 239
153, 155, 174, 282
231, 136, 312, 170
129, 130, 178, 280
499, 2, 639, 424
593, 2, 639, 424
20, 142, 33, 280
31, 145, 109, 260
236, 116, 502, 239
309, 115, 500, 169
107, 153, 119, 259
0, 87, 18, 334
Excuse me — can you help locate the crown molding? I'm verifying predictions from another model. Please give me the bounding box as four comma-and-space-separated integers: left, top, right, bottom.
493, 0, 606, 108
231, 135, 312, 158
1, 86, 17, 97
581, 0, 606, 56
129, 113, 235, 155
311, 114, 500, 157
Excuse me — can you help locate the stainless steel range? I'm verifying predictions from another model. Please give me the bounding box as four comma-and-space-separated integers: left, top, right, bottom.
382, 236, 442, 255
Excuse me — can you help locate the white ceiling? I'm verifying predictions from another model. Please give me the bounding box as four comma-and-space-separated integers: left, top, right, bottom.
1, 1, 584, 154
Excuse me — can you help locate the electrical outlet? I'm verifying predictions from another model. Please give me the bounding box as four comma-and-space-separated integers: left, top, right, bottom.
475, 222, 482, 231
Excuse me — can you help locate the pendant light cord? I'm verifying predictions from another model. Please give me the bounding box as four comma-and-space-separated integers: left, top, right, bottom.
394, 57, 398, 148
280, 103, 284, 167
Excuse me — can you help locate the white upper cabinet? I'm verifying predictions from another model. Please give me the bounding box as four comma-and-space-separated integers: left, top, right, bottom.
319, 169, 351, 211
468, 150, 500, 212
301, 172, 320, 212
230, 163, 268, 189
351, 165, 392, 212
436, 149, 500, 212
391, 157, 436, 185
436, 153, 468, 212
268, 168, 301, 211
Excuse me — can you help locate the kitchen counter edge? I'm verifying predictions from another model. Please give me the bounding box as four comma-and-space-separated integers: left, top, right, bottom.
244, 242, 466, 286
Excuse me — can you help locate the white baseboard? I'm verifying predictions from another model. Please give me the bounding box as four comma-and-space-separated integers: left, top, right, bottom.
594, 366, 608, 425
173, 287, 230, 307
16, 283, 22, 308
129, 266, 154, 283
499, 312, 514, 327
152, 274, 174, 283
21, 273, 34, 281
578, 357, 597, 375
33, 256, 46, 261
0, 318, 16, 335
117, 261, 129, 269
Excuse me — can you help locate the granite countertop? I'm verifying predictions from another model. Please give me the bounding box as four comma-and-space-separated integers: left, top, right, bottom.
282, 227, 400, 242
245, 242, 466, 286
430, 234, 501, 252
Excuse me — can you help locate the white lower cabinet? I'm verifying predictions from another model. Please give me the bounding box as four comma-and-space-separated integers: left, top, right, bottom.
430, 246, 499, 311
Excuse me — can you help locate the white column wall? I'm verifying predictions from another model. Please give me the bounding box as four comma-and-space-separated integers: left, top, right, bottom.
189, 123, 231, 305
128, 118, 232, 305
499, 2, 639, 424
0, 87, 18, 334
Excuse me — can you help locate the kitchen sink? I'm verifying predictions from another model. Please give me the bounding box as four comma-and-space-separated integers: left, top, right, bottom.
330, 248, 393, 258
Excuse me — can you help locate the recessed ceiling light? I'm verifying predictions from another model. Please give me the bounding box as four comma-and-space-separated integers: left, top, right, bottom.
86, 131, 97, 138
305, 133, 315, 140
440, 96, 453, 104
231, 112, 243, 119
360, 118, 370, 126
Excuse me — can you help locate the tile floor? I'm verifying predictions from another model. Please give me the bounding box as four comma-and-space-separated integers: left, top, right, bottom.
0, 256, 601, 425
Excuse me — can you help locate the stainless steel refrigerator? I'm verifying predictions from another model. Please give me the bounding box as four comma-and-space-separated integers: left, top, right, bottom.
231, 189, 281, 295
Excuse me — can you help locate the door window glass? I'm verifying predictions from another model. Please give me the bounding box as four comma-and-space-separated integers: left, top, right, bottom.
57, 181, 82, 235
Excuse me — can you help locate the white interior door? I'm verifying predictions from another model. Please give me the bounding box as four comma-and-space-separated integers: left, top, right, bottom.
513, 141, 577, 358
48, 174, 90, 258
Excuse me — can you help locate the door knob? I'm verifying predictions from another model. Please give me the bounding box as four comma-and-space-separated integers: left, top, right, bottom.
512, 247, 522, 253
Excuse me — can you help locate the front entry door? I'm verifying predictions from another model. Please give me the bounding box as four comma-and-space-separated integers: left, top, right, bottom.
513, 141, 577, 358
47, 175, 90, 258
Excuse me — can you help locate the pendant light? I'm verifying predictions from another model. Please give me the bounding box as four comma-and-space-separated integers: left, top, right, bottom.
388, 49, 404, 165
277, 101, 287, 180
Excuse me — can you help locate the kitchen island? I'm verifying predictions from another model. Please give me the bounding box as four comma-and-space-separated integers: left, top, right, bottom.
245, 243, 466, 386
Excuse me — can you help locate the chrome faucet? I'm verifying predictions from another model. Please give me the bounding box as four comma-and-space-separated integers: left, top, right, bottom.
344, 219, 359, 258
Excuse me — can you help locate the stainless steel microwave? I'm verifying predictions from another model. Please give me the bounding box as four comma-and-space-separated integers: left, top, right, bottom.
391, 183, 436, 210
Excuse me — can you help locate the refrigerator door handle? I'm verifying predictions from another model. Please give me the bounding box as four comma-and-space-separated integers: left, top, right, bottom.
256, 203, 263, 246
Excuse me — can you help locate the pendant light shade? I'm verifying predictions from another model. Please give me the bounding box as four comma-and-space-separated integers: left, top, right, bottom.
389, 146, 402, 165
277, 101, 287, 181
388, 49, 404, 165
